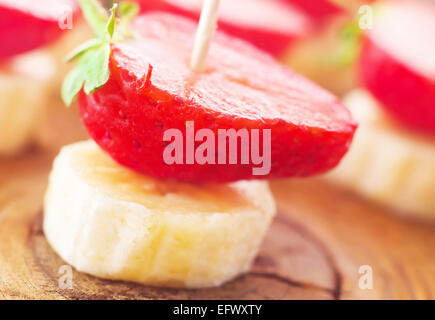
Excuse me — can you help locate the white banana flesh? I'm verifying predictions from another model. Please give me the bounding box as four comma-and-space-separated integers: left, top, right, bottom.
43, 141, 277, 288
328, 89, 435, 219
0, 51, 55, 155
34, 21, 92, 152
0, 21, 92, 156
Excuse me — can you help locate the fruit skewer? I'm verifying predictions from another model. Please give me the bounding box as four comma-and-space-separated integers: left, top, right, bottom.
44, 0, 356, 288
328, 0, 435, 219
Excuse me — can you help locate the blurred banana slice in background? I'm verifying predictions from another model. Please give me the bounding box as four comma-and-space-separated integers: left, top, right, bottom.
328, 89, 435, 219
34, 21, 91, 153
0, 21, 91, 156
0, 51, 55, 156
44, 141, 276, 288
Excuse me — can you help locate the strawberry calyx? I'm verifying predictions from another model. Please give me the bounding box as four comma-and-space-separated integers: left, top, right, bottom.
61, 0, 139, 106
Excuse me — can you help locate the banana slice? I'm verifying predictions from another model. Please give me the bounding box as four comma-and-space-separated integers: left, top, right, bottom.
0, 22, 92, 156
33, 21, 92, 153
0, 51, 55, 155
328, 89, 435, 219
43, 141, 276, 288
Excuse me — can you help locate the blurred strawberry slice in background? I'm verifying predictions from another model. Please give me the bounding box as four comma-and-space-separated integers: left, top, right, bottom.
279, 0, 345, 24
0, 0, 79, 61
137, 0, 315, 57
360, 0, 435, 135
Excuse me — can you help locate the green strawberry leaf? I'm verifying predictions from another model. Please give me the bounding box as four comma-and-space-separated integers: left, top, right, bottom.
61, 61, 86, 107
105, 3, 118, 40
78, 0, 108, 39
64, 38, 103, 62
335, 20, 363, 67
118, 2, 139, 38
83, 43, 111, 94
62, 1, 138, 106
119, 2, 139, 22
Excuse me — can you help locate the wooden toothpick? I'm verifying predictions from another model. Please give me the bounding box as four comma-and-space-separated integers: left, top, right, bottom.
190, 0, 221, 72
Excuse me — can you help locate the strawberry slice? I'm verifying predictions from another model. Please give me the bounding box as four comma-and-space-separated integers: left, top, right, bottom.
136, 0, 313, 57
359, 0, 435, 135
280, 0, 345, 23
0, 0, 78, 60
78, 13, 356, 183
329, 0, 376, 12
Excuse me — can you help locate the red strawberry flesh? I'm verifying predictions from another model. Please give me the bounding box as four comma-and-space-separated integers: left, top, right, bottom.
359, 0, 435, 135
280, 0, 345, 23
79, 13, 356, 183
137, 0, 313, 57
0, 0, 78, 61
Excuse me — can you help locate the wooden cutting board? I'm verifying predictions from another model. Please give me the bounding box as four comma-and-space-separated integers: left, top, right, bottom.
0, 149, 434, 300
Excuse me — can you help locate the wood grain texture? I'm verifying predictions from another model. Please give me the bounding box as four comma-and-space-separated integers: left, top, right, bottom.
0, 150, 434, 299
